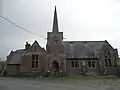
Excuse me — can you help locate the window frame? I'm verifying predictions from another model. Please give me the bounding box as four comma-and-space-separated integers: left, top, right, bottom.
32, 54, 39, 69
71, 61, 74, 67
88, 61, 95, 68
71, 60, 79, 68
75, 60, 78, 67
104, 50, 112, 68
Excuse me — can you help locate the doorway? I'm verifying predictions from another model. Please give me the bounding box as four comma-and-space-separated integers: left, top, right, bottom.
52, 61, 59, 76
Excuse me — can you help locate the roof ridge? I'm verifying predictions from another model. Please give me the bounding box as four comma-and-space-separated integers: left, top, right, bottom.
32, 40, 41, 47
64, 40, 105, 42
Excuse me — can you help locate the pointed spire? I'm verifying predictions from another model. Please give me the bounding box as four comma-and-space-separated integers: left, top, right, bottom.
52, 6, 59, 33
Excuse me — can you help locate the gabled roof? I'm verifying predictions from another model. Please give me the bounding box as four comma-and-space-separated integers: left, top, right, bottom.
32, 40, 41, 47
30, 40, 45, 52
63, 41, 105, 58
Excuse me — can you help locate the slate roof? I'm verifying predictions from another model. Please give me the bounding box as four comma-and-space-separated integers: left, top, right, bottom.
7, 40, 45, 65
7, 40, 107, 64
7, 49, 25, 64
63, 41, 105, 58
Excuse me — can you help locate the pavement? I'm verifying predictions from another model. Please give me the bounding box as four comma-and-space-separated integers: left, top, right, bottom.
0, 77, 120, 90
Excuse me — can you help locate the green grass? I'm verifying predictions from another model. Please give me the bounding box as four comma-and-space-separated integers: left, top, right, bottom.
64, 76, 116, 79
44, 76, 120, 81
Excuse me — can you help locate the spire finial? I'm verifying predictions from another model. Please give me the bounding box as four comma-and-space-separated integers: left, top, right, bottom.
52, 6, 59, 33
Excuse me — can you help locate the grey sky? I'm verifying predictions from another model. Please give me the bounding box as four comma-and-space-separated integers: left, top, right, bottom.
0, 0, 120, 60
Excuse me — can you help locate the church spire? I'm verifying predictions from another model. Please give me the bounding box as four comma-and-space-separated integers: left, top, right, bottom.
52, 6, 59, 33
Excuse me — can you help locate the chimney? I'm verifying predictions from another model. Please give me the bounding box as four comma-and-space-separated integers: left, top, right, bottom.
25, 42, 30, 49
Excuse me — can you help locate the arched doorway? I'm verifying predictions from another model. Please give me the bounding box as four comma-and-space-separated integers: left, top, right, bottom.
52, 61, 59, 76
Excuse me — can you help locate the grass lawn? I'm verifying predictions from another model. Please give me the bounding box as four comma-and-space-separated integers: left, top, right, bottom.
64, 76, 118, 80
4, 75, 120, 81
45, 76, 120, 81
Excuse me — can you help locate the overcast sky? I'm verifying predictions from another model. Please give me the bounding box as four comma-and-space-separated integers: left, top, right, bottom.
0, 0, 120, 60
